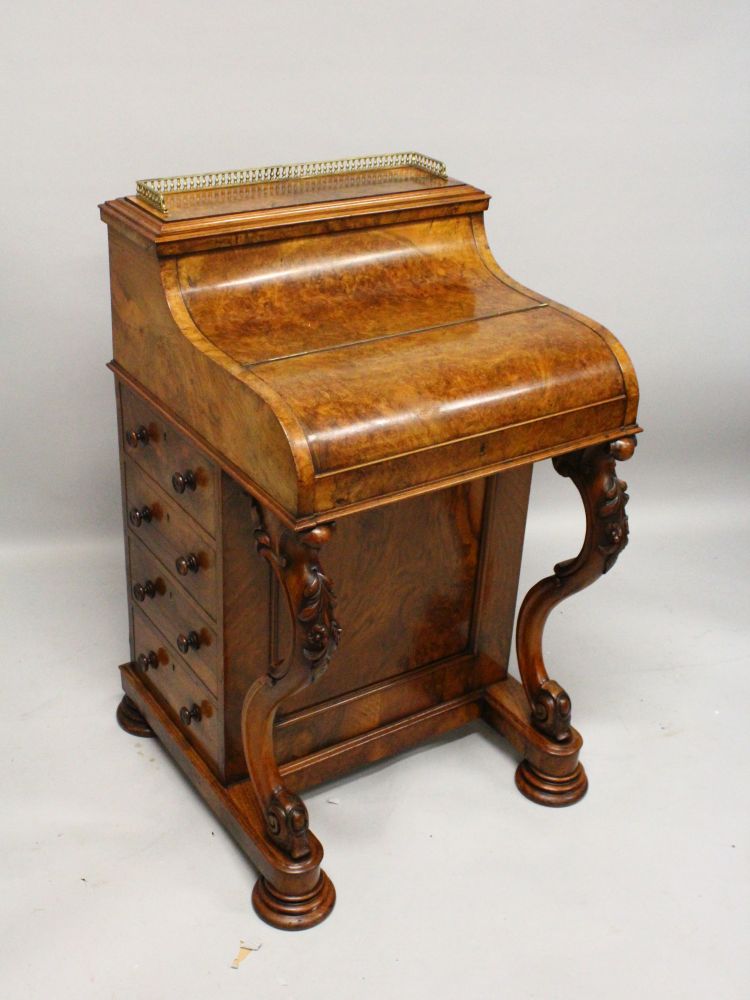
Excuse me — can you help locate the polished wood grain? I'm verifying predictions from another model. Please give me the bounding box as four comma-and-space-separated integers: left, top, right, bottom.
132, 607, 219, 769
176, 216, 537, 365
511, 436, 636, 804
219, 471, 272, 782
275, 653, 497, 774
285, 480, 484, 708
101, 165, 640, 523
103, 159, 641, 930
482, 677, 588, 807
128, 536, 219, 696
121, 384, 218, 534
124, 461, 217, 617
519, 437, 636, 740
241, 515, 341, 862
119, 662, 331, 927
470, 466, 532, 665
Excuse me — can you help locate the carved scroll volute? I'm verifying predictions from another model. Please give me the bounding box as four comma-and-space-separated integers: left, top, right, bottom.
516, 437, 636, 742
242, 508, 341, 860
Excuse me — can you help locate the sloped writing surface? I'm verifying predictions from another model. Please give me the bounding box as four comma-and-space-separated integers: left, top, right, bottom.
103, 161, 639, 521
252, 305, 627, 475
175, 217, 537, 365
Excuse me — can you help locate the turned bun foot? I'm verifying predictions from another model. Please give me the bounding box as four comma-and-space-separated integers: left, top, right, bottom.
116, 695, 154, 738
252, 871, 336, 930
515, 759, 588, 807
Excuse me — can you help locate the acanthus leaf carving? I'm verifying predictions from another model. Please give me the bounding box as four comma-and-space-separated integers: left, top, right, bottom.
299, 564, 342, 676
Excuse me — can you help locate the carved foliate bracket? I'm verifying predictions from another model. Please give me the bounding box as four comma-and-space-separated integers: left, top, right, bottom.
552, 435, 634, 577
242, 506, 342, 860
298, 561, 343, 675
516, 437, 636, 742
255, 519, 342, 683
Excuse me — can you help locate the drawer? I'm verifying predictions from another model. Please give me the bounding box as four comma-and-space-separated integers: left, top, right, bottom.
128, 535, 219, 696
125, 460, 218, 619
132, 607, 219, 768
120, 384, 217, 536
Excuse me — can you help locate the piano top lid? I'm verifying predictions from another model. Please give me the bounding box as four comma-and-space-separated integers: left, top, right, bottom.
103, 152, 489, 253
101, 153, 640, 524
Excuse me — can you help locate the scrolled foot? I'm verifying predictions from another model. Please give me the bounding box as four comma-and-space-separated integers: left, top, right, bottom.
515, 759, 588, 807
116, 695, 154, 738
530, 679, 572, 743
252, 870, 336, 930
266, 787, 311, 860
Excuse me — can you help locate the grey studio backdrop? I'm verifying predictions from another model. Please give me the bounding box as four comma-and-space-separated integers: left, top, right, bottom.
1, 3, 748, 1000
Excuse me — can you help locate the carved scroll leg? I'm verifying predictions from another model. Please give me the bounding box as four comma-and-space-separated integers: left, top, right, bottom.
515, 437, 637, 806
242, 512, 341, 929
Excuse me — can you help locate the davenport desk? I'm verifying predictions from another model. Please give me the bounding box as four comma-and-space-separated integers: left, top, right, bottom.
100, 153, 641, 930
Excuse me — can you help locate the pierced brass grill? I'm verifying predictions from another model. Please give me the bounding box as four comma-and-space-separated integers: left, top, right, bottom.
135, 152, 447, 215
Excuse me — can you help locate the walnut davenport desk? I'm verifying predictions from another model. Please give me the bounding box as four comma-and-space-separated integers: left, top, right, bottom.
100, 153, 641, 930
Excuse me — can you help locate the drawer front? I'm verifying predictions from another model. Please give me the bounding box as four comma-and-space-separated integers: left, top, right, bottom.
128, 536, 219, 696
132, 607, 219, 767
125, 460, 217, 619
120, 384, 217, 536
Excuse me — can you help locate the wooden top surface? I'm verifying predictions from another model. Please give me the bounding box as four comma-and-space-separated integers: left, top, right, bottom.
102, 162, 640, 524
101, 156, 488, 255
172, 215, 634, 477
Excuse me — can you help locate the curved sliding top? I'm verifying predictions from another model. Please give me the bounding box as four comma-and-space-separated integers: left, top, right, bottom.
101, 155, 640, 525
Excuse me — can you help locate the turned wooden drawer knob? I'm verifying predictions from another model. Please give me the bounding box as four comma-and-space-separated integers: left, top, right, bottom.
180, 703, 202, 726
176, 630, 201, 654
129, 505, 152, 527
125, 425, 150, 448
175, 553, 199, 575
132, 579, 156, 602
137, 650, 158, 672
172, 470, 197, 494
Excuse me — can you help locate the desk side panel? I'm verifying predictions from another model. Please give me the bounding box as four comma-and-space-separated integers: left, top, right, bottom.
105, 226, 304, 514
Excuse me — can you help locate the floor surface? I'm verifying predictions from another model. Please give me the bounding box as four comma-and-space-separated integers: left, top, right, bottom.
2, 487, 748, 1000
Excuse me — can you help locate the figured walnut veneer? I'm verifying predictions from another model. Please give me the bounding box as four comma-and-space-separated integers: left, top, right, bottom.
102, 159, 641, 930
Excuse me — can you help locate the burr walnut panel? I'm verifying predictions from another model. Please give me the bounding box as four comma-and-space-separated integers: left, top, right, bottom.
102, 169, 638, 522
281, 479, 486, 714
176, 216, 537, 365
253, 305, 627, 476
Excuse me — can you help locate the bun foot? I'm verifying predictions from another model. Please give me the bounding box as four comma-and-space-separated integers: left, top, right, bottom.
515, 759, 588, 807
252, 870, 336, 930
116, 695, 154, 738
